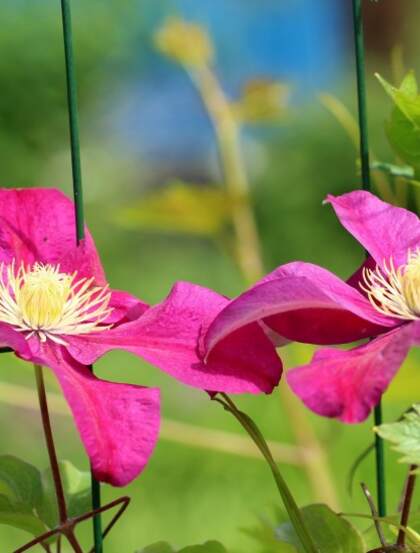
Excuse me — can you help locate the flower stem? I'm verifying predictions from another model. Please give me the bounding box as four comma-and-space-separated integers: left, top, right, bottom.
396, 465, 417, 547
34, 365, 68, 525
351, 0, 387, 517
214, 394, 319, 553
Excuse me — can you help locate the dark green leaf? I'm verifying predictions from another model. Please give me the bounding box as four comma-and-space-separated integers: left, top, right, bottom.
277, 504, 365, 553
0, 455, 47, 537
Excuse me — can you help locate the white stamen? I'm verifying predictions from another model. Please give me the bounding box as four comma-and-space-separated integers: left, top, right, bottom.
361, 248, 420, 320
0, 260, 113, 344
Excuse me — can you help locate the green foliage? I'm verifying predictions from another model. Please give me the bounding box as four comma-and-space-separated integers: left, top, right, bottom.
138, 543, 175, 553
0, 455, 47, 538
0, 0, 138, 184
138, 541, 228, 552
115, 181, 231, 237
277, 504, 365, 553
375, 404, 420, 467
37, 460, 92, 529
0, 456, 90, 542
245, 504, 364, 553
377, 71, 420, 173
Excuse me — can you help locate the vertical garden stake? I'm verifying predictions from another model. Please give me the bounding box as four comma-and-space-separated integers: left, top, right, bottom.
351, 0, 386, 517
60, 1, 104, 550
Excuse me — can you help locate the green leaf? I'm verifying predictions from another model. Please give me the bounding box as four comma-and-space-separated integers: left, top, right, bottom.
0, 455, 47, 538
114, 181, 231, 237
137, 543, 228, 553
137, 543, 175, 553
179, 542, 228, 553
376, 71, 420, 170
375, 404, 420, 467
0, 495, 47, 537
38, 460, 91, 529
277, 504, 365, 553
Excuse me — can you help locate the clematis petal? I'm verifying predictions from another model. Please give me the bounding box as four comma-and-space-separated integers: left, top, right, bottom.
66, 282, 282, 394
326, 191, 420, 269
24, 339, 160, 487
287, 325, 414, 423
0, 322, 33, 353
0, 188, 105, 283
106, 289, 149, 325
204, 261, 395, 354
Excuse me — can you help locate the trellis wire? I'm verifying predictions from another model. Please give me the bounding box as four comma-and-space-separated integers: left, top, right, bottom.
60, 0, 104, 550
351, 0, 386, 517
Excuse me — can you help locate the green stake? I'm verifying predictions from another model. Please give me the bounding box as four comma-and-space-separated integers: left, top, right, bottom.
60, 1, 103, 550
351, 0, 386, 517
60, 0, 85, 244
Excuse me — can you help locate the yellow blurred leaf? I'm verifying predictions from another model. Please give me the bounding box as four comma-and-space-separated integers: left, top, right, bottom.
233, 79, 290, 124
154, 18, 213, 67
115, 181, 231, 237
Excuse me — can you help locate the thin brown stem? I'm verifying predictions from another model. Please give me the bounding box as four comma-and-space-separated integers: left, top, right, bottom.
34, 364, 68, 524
397, 464, 417, 547
14, 528, 61, 553
361, 482, 387, 548
65, 530, 84, 553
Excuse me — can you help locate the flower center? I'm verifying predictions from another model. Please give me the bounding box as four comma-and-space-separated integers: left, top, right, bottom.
0, 261, 112, 345
361, 249, 420, 320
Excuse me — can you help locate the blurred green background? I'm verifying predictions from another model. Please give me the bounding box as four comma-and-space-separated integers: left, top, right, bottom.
1, 0, 420, 551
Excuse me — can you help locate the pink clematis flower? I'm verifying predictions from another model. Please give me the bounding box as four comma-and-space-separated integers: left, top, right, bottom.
204, 191, 420, 423
0, 188, 281, 485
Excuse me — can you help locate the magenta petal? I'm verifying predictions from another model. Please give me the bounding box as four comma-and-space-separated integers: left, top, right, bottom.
27, 340, 160, 486
0, 188, 105, 283
66, 282, 282, 394
204, 262, 395, 353
287, 325, 413, 423
0, 322, 32, 353
327, 191, 420, 269
106, 289, 149, 325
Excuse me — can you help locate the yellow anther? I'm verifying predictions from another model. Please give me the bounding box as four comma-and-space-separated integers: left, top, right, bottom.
361, 249, 420, 320
0, 261, 112, 344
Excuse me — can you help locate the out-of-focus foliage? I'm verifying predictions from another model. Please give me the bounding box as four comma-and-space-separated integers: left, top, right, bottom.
154, 18, 214, 68
375, 405, 420, 469
0, 0, 137, 184
232, 80, 290, 124
115, 181, 232, 237
138, 541, 229, 552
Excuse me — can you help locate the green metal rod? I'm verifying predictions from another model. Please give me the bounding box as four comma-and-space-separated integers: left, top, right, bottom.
351, 0, 386, 518
352, 0, 371, 192
60, 0, 85, 243
91, 472, 104, 553
60, 1, 103, 550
